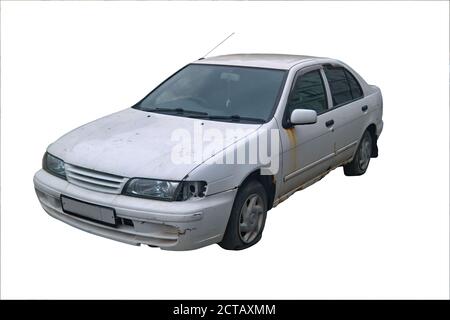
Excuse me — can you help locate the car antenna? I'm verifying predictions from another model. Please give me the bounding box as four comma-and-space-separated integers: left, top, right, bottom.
199, 32, 235, 60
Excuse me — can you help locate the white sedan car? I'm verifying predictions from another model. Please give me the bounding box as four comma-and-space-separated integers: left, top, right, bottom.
34, 54, 383, 250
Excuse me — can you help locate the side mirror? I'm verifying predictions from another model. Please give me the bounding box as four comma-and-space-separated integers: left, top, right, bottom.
290, 109, 317, 125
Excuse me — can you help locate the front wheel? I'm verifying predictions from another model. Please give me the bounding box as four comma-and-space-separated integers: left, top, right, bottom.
344, 130, 373, 176
219, 180, 268, 250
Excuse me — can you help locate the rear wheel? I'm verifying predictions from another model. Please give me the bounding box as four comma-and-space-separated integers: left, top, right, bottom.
344, 130, 372, 176
219, 180, 267, 250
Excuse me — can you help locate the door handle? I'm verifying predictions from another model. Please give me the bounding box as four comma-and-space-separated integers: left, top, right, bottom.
361, 105, 368, 112
325, 119, 334, 128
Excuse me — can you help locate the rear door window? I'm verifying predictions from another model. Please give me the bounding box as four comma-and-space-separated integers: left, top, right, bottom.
324, 66, 363, 106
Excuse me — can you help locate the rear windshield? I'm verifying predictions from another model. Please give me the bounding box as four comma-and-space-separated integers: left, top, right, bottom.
135, 64, 287, 123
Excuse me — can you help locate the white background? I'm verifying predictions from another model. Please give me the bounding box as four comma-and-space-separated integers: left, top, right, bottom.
1, 1, 449, 299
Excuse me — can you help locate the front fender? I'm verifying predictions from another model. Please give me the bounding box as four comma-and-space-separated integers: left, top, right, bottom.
186, 121, 283, 196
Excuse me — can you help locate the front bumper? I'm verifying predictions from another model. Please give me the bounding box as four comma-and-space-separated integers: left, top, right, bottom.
33, 169, 237, 250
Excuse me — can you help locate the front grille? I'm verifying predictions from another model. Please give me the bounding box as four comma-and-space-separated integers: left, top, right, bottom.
65, 164, 127, 194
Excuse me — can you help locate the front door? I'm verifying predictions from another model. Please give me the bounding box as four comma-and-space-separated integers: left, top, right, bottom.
279, 66, 335, 196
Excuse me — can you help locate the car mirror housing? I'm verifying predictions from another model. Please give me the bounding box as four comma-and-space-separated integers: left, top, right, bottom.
290, 109, 317, 126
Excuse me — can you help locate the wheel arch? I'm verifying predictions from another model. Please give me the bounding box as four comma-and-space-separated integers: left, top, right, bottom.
239, 169, 276, 210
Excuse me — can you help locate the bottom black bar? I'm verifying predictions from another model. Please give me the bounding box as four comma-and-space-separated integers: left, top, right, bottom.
0, 300, 448, 318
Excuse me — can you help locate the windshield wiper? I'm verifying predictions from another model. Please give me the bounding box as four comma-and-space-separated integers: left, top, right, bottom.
145, 108, 265, 123
201, 114, 266, 123
146, 107, 208, 116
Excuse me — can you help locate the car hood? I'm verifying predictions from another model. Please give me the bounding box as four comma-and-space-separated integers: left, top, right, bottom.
48, 108, 260, 180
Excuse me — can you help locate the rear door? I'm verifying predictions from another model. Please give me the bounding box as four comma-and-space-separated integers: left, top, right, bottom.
321, 65, 367, 166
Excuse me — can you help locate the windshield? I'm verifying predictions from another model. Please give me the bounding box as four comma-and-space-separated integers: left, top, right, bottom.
135, 64, 286, 123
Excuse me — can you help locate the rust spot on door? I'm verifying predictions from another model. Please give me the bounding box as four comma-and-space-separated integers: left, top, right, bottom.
285, 128, 298, 171
285, 127, 297, 146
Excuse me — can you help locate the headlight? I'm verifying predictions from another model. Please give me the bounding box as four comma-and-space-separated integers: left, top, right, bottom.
43, 152, 66, 179
124, 179, 180, 200
123, 179, 206, 201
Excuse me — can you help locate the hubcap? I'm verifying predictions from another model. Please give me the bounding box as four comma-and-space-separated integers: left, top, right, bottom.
358, 135, 372, 170
239, 194, 265, 243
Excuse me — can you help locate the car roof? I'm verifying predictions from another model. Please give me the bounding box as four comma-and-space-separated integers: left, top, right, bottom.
193, 53, 322, 70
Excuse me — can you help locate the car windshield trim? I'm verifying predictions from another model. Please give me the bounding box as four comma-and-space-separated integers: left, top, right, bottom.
132, 64, 288, 124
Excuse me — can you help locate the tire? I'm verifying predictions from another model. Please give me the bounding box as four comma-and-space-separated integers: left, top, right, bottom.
344, 130, 373, 176
219, 180, 268, 250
